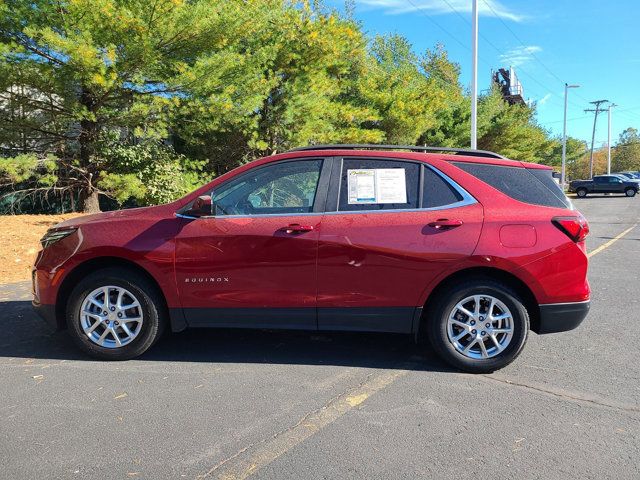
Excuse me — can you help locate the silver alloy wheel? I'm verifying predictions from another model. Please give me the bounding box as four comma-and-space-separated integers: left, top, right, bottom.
80, 286, 144, 348
446, 294, 514, 359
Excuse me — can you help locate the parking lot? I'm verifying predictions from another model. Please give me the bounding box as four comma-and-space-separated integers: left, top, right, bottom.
1, 196, 639, 479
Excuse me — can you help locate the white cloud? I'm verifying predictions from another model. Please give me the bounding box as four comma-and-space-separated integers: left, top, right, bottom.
500, 45, 542, 67
357, 0, 525, 22
538, 93, 552, 105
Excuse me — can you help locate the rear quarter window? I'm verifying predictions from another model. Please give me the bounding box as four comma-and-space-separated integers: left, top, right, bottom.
453, 162, 571, 209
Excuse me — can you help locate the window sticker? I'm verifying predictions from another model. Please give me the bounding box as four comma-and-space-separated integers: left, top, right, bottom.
348, 169, 376, 203
347, 168, 407, 204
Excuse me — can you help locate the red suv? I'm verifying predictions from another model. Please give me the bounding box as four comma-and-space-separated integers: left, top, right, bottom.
32, 145, 590, 372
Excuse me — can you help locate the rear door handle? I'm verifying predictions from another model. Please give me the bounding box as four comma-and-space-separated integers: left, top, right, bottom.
427, 219, 463, 230
281, 223, 314, 234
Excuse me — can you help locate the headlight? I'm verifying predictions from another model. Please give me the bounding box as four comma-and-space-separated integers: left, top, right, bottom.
40, 228, 77, 248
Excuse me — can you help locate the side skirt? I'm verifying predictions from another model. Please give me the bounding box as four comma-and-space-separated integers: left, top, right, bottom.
173, 306, 421, 334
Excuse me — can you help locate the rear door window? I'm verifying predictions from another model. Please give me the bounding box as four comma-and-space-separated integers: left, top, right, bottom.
453, 162, 571, 209
338, 159, 420, 211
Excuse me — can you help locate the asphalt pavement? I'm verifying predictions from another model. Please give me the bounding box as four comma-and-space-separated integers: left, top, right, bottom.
1, 196, 639, 479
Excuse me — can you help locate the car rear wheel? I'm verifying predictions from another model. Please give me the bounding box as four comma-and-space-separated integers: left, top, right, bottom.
576, 188, 588, 198
425, 278, 529, 373
625, 188, 636, 197
66, 267, 166, 360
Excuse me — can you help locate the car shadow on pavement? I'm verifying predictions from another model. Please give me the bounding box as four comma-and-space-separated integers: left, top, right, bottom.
0, 300, 453, 372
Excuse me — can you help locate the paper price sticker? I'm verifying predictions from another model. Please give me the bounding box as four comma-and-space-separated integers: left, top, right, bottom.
347, 169, 407, 204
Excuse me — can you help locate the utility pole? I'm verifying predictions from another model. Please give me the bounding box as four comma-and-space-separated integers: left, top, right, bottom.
562, 83, 580, 188
470, 0, 478, 149
585, 100, 609, 178
607, 103, 617, 174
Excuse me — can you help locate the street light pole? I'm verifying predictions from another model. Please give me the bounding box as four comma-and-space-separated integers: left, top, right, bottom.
561, 83, 580, 189
607, 103, 617, 174
470, 0, 478, 149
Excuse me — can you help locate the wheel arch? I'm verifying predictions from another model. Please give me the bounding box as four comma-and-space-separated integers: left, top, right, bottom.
55, 256, 170, 330
418, 266, 541, 339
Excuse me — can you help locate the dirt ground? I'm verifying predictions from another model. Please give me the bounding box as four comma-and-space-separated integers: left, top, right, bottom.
0, 214, 83, 284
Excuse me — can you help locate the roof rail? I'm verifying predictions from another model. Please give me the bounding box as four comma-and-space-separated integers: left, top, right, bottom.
289, 144, 506, 159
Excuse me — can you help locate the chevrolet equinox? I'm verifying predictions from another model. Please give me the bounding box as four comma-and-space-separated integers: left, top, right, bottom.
33, 145, 590, 372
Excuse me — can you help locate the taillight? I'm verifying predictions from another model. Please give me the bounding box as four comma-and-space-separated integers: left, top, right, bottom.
552, 214, 589, 242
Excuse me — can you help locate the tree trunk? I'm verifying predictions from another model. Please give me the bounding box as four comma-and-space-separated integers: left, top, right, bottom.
77, 87, 100, 213
79, 188, 100, 213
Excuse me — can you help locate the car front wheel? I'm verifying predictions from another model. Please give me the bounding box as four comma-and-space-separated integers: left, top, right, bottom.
425, 278, 529, 373
625, 188, 636, 197
66, 267, 166, 360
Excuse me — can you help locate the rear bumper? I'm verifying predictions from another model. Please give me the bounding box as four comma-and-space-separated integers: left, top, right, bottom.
33, 301, 59, 330
537, 300, 590, 334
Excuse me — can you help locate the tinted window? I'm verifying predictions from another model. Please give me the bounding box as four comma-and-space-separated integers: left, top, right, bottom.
453, 162, 571, 209
213, 160, 322, 216
338, 159, 419, 211
594, 176, 606, 184
422, 167, 463, 208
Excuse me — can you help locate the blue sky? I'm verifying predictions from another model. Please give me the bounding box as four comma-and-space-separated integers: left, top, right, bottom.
328, 0, 640, 147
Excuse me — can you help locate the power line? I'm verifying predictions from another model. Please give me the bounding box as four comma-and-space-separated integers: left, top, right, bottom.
433, 0, 567, 109
479, 0, 588, 109
545, 114, 592, 125
404, 0, 473, 53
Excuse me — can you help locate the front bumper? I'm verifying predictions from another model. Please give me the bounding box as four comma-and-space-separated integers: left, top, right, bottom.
537, 300, 590, 334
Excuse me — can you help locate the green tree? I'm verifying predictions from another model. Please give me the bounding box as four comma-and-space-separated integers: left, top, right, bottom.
0, 0, 256, 211
174, 2, 382, 173
356, 36, 450, 145
612, 127, 640, 172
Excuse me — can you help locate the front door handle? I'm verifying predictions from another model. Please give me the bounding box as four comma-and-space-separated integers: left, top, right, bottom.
428, 219, 463, 230
281, 223, 314, 234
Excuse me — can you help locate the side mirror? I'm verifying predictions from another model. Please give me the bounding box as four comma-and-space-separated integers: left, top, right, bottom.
184, 195, 212, 217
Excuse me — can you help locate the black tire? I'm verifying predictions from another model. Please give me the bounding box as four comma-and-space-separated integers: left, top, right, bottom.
624, 188, 636, 197
576, 188, 588, 198
424, 277, 529, 373
66, 267, 166, 360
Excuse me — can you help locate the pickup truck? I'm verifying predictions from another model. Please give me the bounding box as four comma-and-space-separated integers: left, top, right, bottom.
569, 175, 639, 198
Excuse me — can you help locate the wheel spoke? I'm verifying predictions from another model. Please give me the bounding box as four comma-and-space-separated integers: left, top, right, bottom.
121, 323, 134, 337
457, 306, 475, 319
492, 312, 510, 321
451, 319, 470, 329
487, 297, 496, 316
478, 338, 489, 358
85, 319, 102, 334
473, 295, 481, 316
102, 287, 110, 310
89, 298, 104, 310
463, 337, 478, 353
97, 328, 110, 345
112, 329, 123, 347
122, 316, 142, 323
492, 328, 512, 334
124, 300, 141, 311
489, 334, 504, 352
116, 289, 124, 309
452, 330, 468, 342
83, 310, 102, 320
